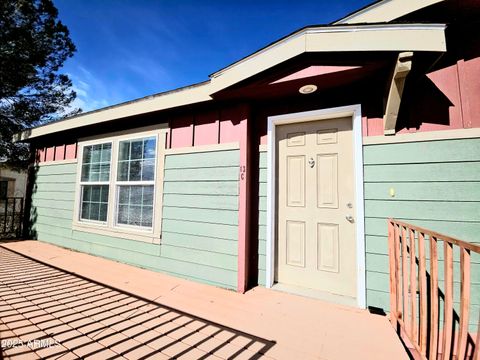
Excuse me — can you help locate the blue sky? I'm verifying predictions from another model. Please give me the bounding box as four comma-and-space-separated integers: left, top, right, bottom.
54, 0, 372, 113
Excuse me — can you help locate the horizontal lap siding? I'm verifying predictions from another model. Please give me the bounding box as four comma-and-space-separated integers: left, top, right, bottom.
258, 151, 267, 286
364, 138, 480, 330
162, 149, 240, 289
31, 149, 240, 290
31, 163, 76, 240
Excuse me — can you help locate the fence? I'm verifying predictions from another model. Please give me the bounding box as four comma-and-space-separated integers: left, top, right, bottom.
0, 197, 24, 239
388, 218, 480, 360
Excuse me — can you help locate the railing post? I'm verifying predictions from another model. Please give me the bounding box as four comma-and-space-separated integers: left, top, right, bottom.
11, 197, 16, 234
418, 232, 428, 356
429, 236, 439, 360
442, 241, 453, 360
402, 226, 409, 331
457, 247, 471, 360
394, 223, 402, 322
388, 220, 398, 328
3, 197, 8, 233
409, 228, 417, 342
18, 197, 24, 238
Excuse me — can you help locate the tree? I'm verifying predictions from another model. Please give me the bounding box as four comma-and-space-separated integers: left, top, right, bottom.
0, 0, 79, 170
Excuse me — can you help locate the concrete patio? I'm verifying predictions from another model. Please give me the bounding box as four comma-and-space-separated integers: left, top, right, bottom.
0, 240, 408, 359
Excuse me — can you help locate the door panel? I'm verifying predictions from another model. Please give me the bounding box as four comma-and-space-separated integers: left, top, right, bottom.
317, 223, 339, 273
316, 153, 338, 208
287, 156, 305, 207
286, 220, 306, 268
276, 117, 357, 298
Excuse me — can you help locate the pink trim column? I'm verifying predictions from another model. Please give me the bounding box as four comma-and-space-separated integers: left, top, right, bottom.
237, 105, 251, 293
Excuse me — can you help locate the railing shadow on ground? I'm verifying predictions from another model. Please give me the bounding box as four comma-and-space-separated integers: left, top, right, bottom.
0, 245, 276, 359
388, 219, 480, 360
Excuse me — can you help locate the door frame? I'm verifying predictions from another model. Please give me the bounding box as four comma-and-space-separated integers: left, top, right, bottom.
265, 104, 366, 309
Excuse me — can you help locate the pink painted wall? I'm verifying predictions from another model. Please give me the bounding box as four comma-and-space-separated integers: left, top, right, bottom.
65, 143, 77, 160
45, 147, 55, 162
36, 143, 77, 163
194, 111, 219, 146
167, 106, 245, 149
169, 115, 193, 148
54, 145, 65, 161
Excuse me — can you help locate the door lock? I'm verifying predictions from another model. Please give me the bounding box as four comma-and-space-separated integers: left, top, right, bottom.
308, 157, 315, 168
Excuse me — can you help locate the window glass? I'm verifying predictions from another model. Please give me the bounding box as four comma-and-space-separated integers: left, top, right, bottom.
116, 136, 156, 229
80, 185, 109, 222
81, 143, 111, 182
117, 137, 156, 182
79, 142, 111, 223
117, 185, 154, 227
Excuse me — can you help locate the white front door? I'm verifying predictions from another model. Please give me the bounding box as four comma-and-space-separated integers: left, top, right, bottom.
275, 116, 357, 298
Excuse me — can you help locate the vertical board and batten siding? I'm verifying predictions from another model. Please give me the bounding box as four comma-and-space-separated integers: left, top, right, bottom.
258, 151, 267, 286
30, 149, 240, 290
363, 137, 480, 330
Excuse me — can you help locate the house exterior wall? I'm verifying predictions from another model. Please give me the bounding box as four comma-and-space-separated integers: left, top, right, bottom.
364, 136, 480, 329
30, 148, 240, 289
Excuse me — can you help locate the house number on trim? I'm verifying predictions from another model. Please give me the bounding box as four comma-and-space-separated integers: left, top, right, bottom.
240, 165, 246, 180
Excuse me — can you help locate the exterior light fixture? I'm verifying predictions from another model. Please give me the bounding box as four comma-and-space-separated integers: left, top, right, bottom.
299, 84, 317, 94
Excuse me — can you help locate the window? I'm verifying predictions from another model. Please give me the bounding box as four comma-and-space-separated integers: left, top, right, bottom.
115, 137, 156, 228
74, 128, 166, 242
79, 143, 111, 222
0, 181, 7, 199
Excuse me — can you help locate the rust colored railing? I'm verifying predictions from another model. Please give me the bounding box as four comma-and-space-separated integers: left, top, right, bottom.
388, 219, 480, 360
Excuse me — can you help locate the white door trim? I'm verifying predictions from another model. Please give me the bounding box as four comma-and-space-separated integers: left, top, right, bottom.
266, 104, 366, 309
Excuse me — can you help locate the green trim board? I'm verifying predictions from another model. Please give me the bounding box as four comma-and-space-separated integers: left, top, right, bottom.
258, 151, 267, 286
364, 137, 480, 330
30, 149, 240, 290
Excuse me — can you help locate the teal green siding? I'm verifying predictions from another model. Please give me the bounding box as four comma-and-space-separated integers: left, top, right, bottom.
30, 149, 240, 290
364, 137, 480, 330
258, 151, 267, 286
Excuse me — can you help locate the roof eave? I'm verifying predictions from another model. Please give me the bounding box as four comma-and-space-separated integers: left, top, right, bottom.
333, 0, 446, 25
18, 23, 447, 142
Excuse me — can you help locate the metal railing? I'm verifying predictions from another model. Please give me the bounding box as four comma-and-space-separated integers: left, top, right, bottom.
388, 219, 480, 360
0, 197, 24, 239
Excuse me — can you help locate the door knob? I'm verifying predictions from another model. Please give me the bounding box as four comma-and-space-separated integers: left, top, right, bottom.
308, 157, 315, 168
346, 215, 354, 223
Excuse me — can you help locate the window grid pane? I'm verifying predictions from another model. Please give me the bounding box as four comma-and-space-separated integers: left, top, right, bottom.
81, 143, 112, 182
116, 185, 154, 228
116, 137, 156, 182
80, 185, 109, 222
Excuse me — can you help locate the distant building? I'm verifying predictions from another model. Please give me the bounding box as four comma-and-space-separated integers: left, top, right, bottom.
0, 165, 27, 200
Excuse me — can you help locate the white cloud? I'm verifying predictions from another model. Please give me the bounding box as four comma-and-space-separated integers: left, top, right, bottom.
65, 66, 111, 113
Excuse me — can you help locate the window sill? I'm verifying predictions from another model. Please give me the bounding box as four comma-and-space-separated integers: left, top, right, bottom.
72, 221, 161, 244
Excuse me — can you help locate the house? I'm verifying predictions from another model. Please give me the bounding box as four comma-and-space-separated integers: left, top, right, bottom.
0, 165, 27, 200
17, 0, 479, 324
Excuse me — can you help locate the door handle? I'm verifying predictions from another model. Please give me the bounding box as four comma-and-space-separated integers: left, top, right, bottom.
346, 215, 354, 223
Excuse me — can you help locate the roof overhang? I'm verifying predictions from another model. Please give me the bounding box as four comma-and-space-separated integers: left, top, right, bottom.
334, 0, 445, 24
17, 23, 447, 142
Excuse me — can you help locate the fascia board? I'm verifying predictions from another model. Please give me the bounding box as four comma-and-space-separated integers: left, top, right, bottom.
17, 82, 212, 141
334, 0, 445, 25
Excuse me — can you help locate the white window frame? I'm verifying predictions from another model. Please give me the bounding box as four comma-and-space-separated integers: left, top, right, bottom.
114, 136, 157, 231
78, 142, 112, 225
73, 125, 168, 244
